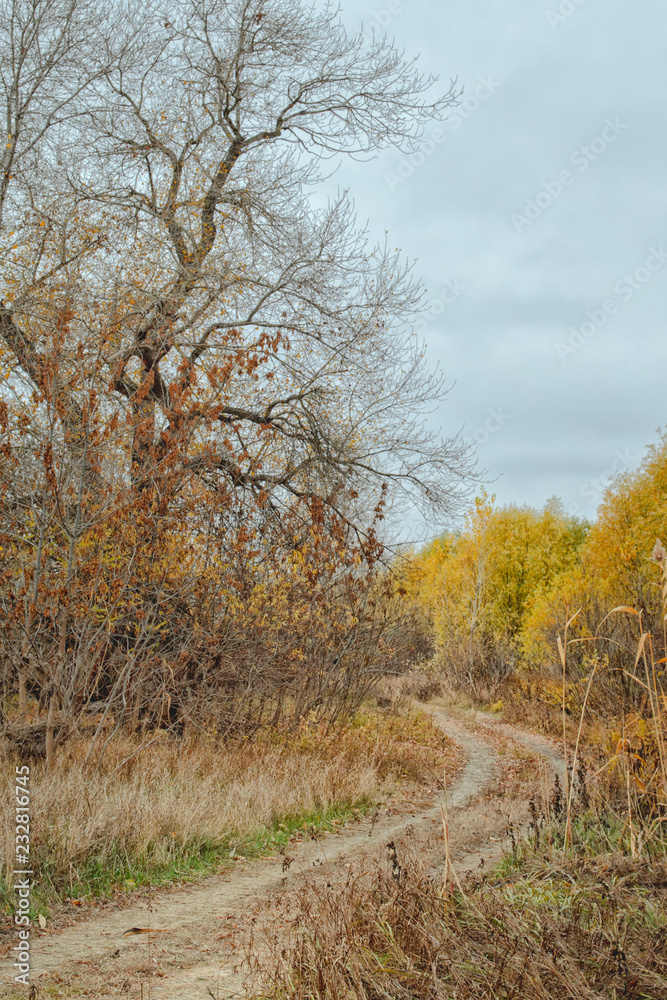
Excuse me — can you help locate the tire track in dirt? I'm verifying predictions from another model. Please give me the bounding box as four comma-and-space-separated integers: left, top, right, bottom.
0, 708, 564, 998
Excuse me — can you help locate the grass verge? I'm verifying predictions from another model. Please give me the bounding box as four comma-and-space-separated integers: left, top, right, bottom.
0, 704, 459, 925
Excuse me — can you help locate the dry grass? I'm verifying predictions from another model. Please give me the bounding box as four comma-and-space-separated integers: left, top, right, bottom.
256, 834, 667, 1000
0, 704, 458, 921
374, 671, 444, 706
253, 776, 667, 1000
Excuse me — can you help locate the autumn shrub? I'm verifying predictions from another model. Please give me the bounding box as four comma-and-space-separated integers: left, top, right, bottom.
405, 433, 667, 728
0, 430, 424, 758
494, 436, 666, 743
519, 434, 667, 684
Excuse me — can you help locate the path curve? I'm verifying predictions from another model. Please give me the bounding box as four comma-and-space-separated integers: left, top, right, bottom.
0, 708, 564, 998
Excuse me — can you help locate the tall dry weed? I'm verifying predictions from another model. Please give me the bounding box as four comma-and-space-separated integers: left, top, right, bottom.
254, 838, 667, 1000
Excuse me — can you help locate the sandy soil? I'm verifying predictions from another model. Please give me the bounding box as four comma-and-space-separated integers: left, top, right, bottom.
0, 707, 564, 999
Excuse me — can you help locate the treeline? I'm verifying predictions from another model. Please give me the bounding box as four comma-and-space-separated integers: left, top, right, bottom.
406, 432, 667, 723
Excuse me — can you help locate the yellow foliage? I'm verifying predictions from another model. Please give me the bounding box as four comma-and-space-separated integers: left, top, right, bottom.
521, 432, 667, 669
585, 432, 667, 602
406, 493, 587, 664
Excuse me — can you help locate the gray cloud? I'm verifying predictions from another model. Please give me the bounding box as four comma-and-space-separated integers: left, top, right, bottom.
333, 0, 667, 535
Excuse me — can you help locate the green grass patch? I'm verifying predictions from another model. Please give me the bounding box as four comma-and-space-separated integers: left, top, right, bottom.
6, 796, 375, 917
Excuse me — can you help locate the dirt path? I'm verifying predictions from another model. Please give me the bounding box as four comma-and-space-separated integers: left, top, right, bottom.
0, 708, 564, 999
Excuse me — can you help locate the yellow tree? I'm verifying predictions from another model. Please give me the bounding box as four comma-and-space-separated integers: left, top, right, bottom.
521, 433, 667, 677
407, 496, 587, 694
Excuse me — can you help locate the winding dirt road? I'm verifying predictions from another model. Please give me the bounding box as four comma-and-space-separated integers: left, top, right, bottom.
0, 708, 564, 999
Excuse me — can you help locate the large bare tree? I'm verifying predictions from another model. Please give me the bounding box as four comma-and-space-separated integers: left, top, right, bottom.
0, 0, 474, 745
1, 0, 471, 525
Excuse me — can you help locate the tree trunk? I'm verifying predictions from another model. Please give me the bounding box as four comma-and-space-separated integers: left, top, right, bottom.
18, 669, 27, 723
46, 693, 58, 770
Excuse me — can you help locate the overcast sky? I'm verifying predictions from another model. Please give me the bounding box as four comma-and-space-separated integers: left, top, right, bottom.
330, 0, 667, 535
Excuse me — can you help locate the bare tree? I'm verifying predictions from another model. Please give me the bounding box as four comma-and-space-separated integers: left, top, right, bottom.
1, 0, 472, 524
0, 0, 475, 746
